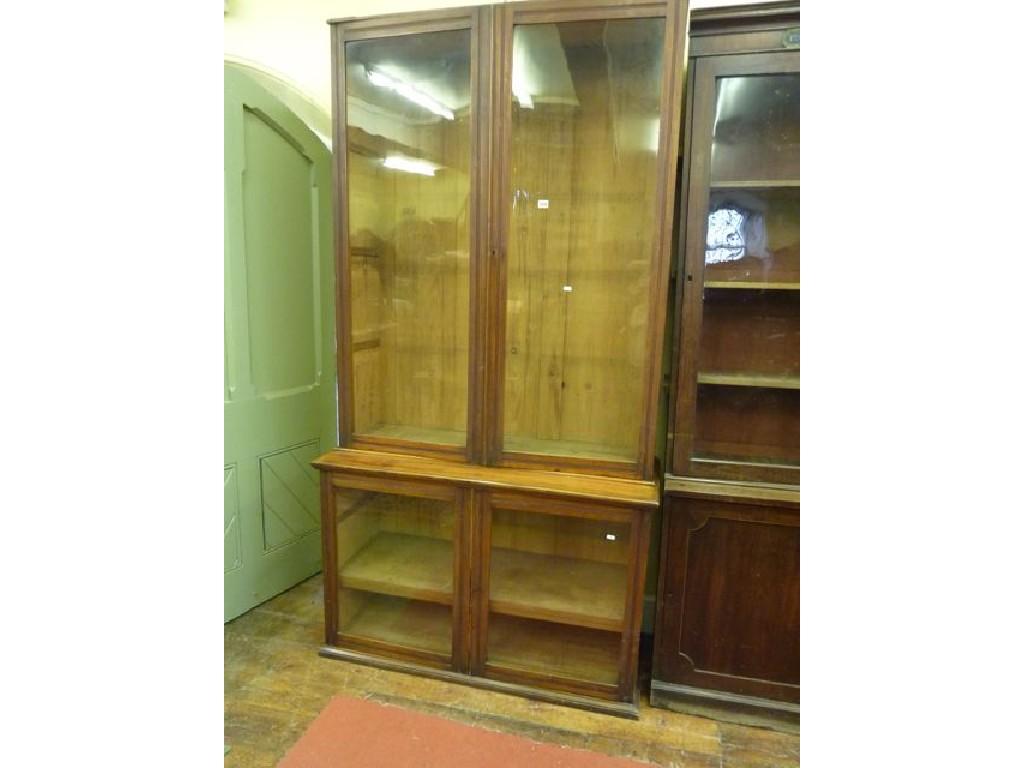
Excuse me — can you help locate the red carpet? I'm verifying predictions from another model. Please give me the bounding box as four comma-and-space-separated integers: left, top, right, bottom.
278, 696, 650, 767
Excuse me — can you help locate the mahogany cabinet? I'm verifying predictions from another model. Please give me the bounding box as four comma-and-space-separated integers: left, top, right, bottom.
331, 0, 687, 479
316, 450, 656, 717
316, 0, 688, 717
652, 2, 800, 729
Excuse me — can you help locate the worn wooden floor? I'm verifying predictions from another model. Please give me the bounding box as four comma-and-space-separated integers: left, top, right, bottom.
224, 575, 799, 767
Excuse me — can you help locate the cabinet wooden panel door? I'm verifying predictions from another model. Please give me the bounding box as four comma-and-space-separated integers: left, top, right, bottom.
475, 491, 651, 703
655, 496, 799, 703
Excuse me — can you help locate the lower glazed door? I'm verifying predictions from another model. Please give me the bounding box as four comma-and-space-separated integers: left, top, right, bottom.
475, 492, 644, 702
327, 475, 468, 670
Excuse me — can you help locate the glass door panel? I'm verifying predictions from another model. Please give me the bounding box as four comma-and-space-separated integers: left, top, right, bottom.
692, 66, 800, 473
704, 187, 799, 287
502, 17, 666, 463
485, 506, 630, 686
335, 488, 456, 659
710, 74, 799, 184
344, 31, 472, 446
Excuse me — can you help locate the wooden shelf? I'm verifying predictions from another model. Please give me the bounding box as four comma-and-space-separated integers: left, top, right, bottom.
340, 533, 453, 605
503, 435, 635, 463
709, 179, 800, 189
663, 475, 799, 507
357, 425, 466, 446
487, 614, 620, 686
490, 548, 627, 632
341, 592, 452, 657
704, 281, 799, 290
341, 533, 626, 631
698, 372, 800, 390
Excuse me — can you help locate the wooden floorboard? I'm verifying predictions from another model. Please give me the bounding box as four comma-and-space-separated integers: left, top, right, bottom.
224, 575, 800, 768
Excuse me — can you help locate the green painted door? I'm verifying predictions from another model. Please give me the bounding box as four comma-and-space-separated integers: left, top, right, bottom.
224, 65, 336, 621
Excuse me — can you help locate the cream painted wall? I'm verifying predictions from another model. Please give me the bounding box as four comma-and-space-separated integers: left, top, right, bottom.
223, 0, 770, 145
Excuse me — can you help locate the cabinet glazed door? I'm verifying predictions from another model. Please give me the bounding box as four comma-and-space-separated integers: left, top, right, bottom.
476, 492, 646, 701
673, 51, 800, 484
326, 476, 468, 670
334, 10, 485, 460
489, 1, 685, 478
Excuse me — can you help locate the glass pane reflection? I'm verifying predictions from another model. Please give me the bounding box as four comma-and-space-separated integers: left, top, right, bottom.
344, 31, 472, 445
711, 75, 799, 183
503, 18, 666, 463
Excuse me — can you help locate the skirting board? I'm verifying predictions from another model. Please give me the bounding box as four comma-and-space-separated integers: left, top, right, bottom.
320, 645, 640, 719
650, 679, 799, 734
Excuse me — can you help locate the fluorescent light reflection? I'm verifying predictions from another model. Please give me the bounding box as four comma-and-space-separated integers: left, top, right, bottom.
365, 67, 455, 120
382, 155, 438, 176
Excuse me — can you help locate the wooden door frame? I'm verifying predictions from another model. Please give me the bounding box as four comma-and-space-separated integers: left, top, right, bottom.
483, 0, 689, 480
669, 49, 800, 484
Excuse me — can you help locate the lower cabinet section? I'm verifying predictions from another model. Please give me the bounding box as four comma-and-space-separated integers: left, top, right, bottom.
652, 478, 799, 729
314, 449, 656, 717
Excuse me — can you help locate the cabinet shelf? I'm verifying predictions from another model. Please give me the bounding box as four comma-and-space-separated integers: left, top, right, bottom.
709, 179, 799, 189
341, 532, 627, 632
341, 591, 452, 657
356, 425, 466, 446
704, 281, 799, 290
487, 614, 620, 686
490, 548, 627, 632
698, 372, 800, 390
503, 435, 635, 463
340, 533, 454, 605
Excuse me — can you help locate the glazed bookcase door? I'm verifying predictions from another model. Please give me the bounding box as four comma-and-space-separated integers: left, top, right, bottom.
325, 475, 468, 669
673, 51, 800, 484
489, 0, 686, 478
333, 9, 487, 460
475, 492, 647, 701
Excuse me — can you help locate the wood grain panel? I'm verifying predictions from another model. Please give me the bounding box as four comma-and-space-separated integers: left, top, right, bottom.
654, 496, 799, 704
699, 289, 799, 376
694, 385, 798, 465
679, 515, 799, 684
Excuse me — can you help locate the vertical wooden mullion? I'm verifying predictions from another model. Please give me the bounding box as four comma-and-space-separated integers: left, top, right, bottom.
666, 62, 697, 474
451, 486, 466, 670
320, 472, 338, 646
673, 56, 717, 475
472, 490, 493, 676
469, 6, 494, 465
635, 0, 690, 479
483, 4, 512, 466
331, 23, 355, 447
618, 505, 650, 701
651, 493, 672, 679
